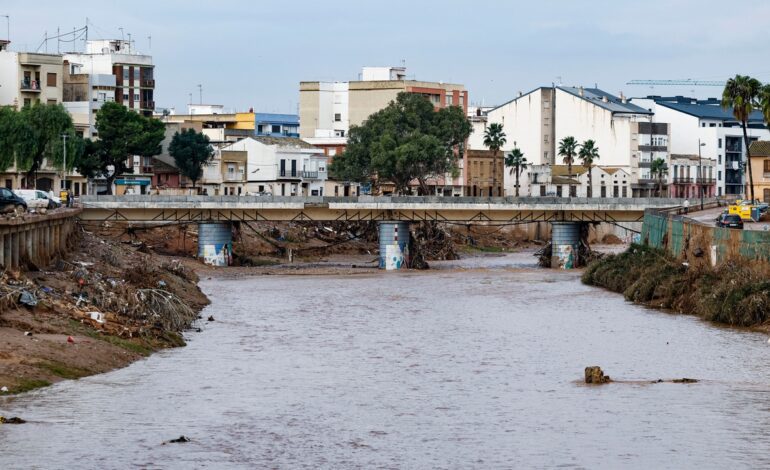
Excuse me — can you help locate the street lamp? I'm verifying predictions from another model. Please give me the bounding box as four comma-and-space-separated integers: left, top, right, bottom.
61, 133, 68, 192
698, 139, 706, 210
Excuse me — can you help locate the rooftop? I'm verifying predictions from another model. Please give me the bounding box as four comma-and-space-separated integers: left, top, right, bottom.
650, 96, 765, 122
558, 87, 652, 115
254, 113, 299, 125
253, 136, 318, 149
749, 141, 770, 156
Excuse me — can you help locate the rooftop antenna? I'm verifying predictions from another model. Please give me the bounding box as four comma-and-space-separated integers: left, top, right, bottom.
127, 33, 131, 52
118, 27, 124, 41
147, 35, 151, 51
188, 93, 193, 107
197, 84, 202, 104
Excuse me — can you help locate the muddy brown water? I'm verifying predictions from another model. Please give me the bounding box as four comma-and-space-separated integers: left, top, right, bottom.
2, 252, 770, 468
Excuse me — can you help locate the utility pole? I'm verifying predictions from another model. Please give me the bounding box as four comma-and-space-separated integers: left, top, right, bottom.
698, 139, 706, 210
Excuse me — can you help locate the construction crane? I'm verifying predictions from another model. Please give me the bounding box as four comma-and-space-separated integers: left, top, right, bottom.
627, 79, 726, 87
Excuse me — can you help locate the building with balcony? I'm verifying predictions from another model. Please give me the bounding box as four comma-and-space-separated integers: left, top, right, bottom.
216, 136, 328, 197
0, 41, 63, 108
62, 60, 117, 138
255, 113, 299, 138
748, 141, 770, 203
632, 122, 671, 197
63, 39, 155, 117
668, 154, 716, 199
631, 96, 770, 197
488, 86, 657, 197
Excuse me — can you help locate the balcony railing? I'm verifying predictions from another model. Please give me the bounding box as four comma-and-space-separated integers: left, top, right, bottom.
141, 79, 155, 88
672, 177, 693, 184
696, 177, 716, 185
279, 170, 300, 179
20, 80, 41, 91
301, 171, 319, 179
225, 173, 244, 182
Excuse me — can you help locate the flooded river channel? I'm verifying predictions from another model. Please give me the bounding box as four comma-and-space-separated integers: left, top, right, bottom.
2, 252, 770, 468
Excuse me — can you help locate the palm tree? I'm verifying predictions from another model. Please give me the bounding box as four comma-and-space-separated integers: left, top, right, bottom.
483, 123, 506, 196
578, 140, 600, 197
505, 147, 528, 197
722, 75, 761, 202
650, 157, 668, 197
558, 136, 578, 197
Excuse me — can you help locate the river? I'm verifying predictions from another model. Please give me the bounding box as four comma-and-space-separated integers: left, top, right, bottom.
2, 251, 770, 469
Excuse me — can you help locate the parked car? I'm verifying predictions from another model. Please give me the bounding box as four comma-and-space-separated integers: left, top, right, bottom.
13, 189, 60, 210
0, 188, 28, 214
715, 213, 744, 229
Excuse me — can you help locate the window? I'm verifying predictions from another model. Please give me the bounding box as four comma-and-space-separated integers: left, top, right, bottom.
539, 185, 546, 196
47, 99, 57, 105
123, 93, 129, 102
718, 155, 722, 165
134, 93, 140, 102
701, 122, 705, 127
718, 170, 722, 181
46, 73, 56, 87
556, 185, 562, 197
334, 113, 341, 122
271, 124, 281, 133
123, 69, 129, 81
709, 123, 716, 127
543, 100, 550, 108
445, 95, 453, 106
134, 68, 140, 80
257, 125, 264, 133
764, 160, 770, 173
23, 98, 31, 107
718, 138, 722, 149
544, 135, 549, 143
544, 151, 548, 160
622, 186, 628, 197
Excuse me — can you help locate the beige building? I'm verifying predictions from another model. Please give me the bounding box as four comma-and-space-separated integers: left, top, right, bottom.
0, 40, 63, 108
749, 141, 770, 203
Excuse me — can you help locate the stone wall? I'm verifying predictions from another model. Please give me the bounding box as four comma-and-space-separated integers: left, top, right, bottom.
0, 209, 80, 269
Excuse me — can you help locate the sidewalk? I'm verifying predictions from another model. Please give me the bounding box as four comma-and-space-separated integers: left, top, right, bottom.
686, 206, 770, 231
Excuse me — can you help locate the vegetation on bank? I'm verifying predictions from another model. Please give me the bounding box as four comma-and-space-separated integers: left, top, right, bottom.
582, 244, 770, 327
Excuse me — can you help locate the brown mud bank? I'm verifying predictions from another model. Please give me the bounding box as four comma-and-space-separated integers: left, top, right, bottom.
582, 244, 770, 332
0, 228, 208, 396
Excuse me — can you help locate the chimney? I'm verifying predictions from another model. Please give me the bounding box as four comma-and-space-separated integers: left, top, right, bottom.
620, 91, 627, 104
518, 91, 523, 97
602, 96, 609, 103
579, 86, 584, 97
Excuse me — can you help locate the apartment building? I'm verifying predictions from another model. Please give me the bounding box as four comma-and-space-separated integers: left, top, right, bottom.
488, 87, 661, 197
669, 154, 717, 199
64, 39, 155, 117
632, 96, 769, 198
0, 40, 63, 108
255, 113, 300, 138
62, 60, 117, 137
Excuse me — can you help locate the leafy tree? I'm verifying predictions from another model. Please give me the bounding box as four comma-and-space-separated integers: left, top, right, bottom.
14, 103, 79, 188
578, 140, 600, 197
81, 102, 165, 194
169, 128, 214, 189
504, 147, 528, 197
330, 93, 471, 195
0, 107, 17, 171
483, 122, 506, 197
558, 136, 579, 197
722, 75, 761, 202
650, 157, 668, 197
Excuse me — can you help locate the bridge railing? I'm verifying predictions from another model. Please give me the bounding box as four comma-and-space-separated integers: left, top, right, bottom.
80, 194, 705, 206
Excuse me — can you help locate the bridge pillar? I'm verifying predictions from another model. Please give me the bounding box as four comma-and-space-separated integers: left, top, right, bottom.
378, 221, 410, 270
551, 222, 581, 269
198, 222, 233, 267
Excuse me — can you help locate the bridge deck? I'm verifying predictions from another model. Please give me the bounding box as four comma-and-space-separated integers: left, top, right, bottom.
78, 196, 686, 223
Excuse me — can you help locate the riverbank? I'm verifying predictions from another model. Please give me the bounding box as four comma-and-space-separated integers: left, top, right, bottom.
582, 243, 770, 329
0, 229, 209, 395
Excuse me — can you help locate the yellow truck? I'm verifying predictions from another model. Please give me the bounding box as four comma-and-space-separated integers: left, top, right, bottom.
728, 199, 768, 222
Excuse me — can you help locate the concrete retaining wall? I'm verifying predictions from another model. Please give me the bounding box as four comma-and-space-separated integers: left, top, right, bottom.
0, 209, 80, 269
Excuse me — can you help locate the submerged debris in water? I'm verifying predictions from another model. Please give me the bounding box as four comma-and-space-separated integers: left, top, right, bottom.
584, 366, 611, 384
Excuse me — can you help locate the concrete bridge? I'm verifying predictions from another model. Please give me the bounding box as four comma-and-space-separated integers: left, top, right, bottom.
78, 195, 687, 269
79, 195, 684, 223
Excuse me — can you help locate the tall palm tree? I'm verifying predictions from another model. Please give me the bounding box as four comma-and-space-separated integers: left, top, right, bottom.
483, 123, 506, 197
558, 136, 578, 197
722, 75, 761, 202
650, 157, 668, 197
578, 140, 600, 197
505, 147, 528, 197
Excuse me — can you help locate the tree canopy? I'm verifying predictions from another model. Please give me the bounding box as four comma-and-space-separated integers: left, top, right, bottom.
0, 103, 82, 188
169, 128, 214, 188
329, 92, 471, 194
80, 102, 165, 193
505, 147, 528, 197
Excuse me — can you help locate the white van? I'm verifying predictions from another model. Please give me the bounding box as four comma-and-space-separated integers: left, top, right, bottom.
13, 190, 60, 210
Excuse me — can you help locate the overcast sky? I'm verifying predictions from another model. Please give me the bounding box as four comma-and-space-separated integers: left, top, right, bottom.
4, 0, 770, 114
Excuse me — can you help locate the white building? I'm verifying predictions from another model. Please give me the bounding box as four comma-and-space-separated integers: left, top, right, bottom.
631, 96, 770, 197
62, 60, 116, 138
217, 137, 328, 197
0, 40, 63, 108
63, 39, 155, 117
487, 87, 664, 197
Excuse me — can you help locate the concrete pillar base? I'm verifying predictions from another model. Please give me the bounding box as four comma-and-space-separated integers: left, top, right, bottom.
551, 222, 581, 269
378, 221, 410, 270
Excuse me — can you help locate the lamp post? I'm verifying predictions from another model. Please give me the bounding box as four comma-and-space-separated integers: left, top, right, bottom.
698, 139, 706, 210
61, 133, 68, 192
